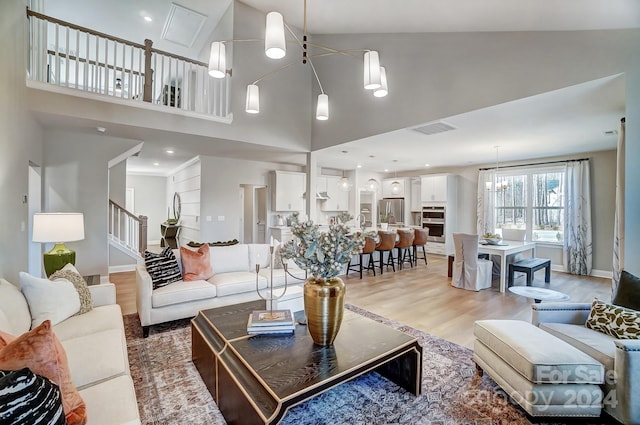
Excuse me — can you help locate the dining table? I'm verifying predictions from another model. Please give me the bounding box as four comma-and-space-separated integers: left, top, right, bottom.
477, 240, 536, 293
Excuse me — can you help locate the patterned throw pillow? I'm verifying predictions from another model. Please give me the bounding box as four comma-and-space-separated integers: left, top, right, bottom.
144, 247, 182, 289
49, 269, 93, 315
179, 244, 214, 281
585, 299, 640, 339
0, 320, 86, 424
0, 368, 66, 425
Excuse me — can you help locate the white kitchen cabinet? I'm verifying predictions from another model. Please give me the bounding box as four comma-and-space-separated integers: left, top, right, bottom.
410, 178, 421, 212
270, 227, 293, 243
273, 170, 306, 212
382, 178, 406, 198
321, 176, 349, 211
420, 174, 448, 203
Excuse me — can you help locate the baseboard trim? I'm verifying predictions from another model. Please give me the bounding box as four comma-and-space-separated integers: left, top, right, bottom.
147, 240, 161, 246
549, 265, 612, 279
109, 264, 137, 273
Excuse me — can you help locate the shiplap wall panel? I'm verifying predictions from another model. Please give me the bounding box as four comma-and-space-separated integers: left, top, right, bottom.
168, 159, 201, 246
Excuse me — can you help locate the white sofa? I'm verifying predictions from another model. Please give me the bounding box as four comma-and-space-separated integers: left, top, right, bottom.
0, 278, 140, 425
136, 243, 306, 337
532, 302, 640, 424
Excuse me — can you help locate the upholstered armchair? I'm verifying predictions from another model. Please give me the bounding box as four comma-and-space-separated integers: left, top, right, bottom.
531, 270, 640, 424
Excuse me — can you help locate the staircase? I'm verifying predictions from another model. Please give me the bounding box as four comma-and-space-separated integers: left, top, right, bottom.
108, 200, 147, 266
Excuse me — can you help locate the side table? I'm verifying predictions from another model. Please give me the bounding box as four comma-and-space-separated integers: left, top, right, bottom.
508, 286, 570, 303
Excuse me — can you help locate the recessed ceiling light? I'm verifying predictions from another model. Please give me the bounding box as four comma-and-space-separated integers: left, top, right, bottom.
341, 150, 348, 154
384, 169, 389, 172
166, 149, 175, 154
96, 126, 106, 133
357, 164, 362, 168
424, 163, 430, 167
144, 16, 152, 22
153, 162, 159, 166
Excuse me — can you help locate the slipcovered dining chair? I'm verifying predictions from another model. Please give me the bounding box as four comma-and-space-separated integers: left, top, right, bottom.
451, 233, 492, 291
493, 228, 527, 276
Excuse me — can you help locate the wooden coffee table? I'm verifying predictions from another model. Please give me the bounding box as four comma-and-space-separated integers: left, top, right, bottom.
192, 301, 423, 425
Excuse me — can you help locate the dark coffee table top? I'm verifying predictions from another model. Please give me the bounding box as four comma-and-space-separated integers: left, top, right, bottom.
192, 300, 422, 423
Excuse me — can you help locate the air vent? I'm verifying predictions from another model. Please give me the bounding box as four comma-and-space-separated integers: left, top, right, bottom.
411, 121, 456, 136
161, 3, 207, 48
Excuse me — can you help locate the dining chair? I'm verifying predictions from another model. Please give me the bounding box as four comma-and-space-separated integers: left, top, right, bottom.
347, 234, 377, 279
451, 233, 492, 291
494, 228, 527, 275
375, 231, 396, 274
412, 228, 429, 266
394, 229, 414, 269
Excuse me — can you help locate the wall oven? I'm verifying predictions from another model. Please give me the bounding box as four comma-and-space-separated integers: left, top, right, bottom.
422, 206, 445, 243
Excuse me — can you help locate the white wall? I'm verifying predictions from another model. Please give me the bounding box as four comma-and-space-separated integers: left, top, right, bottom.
42, 129, 139, 277
126, 174, 167, 244
167, 160, 201, 246
109, 160, 127, 206
0, 0, 44, 282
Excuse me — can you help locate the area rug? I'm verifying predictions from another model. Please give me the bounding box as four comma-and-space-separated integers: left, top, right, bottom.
123, 306, 603, 425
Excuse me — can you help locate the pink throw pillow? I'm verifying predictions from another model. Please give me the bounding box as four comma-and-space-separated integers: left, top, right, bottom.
180, 244, 214, 281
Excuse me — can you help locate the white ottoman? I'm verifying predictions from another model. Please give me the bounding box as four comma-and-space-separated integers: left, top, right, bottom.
474, 320, 604, 418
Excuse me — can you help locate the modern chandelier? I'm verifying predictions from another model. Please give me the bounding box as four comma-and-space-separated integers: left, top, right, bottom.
207, 0, 389, 120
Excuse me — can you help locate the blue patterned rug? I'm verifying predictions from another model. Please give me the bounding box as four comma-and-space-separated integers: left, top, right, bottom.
124, 306, 605, 425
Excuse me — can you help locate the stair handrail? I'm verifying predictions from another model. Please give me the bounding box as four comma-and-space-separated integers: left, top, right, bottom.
109, 199, 147, 256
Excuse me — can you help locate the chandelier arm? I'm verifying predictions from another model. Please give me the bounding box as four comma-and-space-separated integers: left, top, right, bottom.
251, 59, 301, 85
306, 57, 324, 94
306, 43, 368, 59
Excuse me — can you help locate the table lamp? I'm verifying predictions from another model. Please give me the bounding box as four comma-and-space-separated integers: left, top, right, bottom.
32, 212, 85, 277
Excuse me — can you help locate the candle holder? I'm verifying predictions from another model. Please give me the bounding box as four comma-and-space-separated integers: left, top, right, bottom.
255, 245, 288, 319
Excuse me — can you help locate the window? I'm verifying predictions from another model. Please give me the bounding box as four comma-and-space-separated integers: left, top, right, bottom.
492, 167, 565, 243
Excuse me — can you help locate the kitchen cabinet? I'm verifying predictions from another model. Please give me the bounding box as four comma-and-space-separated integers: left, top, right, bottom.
410, 178, 421, 212
273, 170, 306, 211
270, 227, 293, 243
321, 175, 349, 211
382, 178, 406, 198
420, 174, 448, 203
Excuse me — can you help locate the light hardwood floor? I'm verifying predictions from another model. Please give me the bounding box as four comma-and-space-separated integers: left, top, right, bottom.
109, 254, 610, 348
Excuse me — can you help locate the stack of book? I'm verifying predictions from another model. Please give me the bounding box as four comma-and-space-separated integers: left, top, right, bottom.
247, 309, 296, 335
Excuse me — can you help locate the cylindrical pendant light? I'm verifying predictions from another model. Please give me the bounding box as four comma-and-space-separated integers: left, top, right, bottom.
363, 51, 381, 90
208, 42, 226, 79
245, 84, 260, 114
316, 93, 329, 120
373, 66, 388, 97
265, 12, 286, 59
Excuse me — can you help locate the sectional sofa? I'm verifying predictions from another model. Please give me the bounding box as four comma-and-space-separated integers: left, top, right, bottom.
0, 277, 140, 425
135, 243, 306, 337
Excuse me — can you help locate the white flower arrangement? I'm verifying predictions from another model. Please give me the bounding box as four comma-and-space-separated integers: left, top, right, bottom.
280, 212, 371, 279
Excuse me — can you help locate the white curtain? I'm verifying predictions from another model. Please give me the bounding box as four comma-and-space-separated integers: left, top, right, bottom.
477, 170, 495, 235
563, 160, 592, 275
612, 118, 626, 294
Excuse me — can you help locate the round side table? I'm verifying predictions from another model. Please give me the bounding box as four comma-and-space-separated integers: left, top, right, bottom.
508, 286, 570, 303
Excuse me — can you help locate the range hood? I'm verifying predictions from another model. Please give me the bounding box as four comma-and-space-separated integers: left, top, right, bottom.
316, 192, 331, 200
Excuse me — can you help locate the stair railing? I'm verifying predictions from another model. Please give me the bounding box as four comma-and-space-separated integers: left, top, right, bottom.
109, 199, 147, 256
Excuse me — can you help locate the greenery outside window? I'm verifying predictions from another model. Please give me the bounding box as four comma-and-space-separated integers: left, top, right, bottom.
493, 167, 565, 244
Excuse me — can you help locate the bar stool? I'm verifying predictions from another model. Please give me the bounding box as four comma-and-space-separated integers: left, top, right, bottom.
412, 228, 429, 266
346, 235, 377, 279
375, 231, 396, 274
395, 229, 415, 269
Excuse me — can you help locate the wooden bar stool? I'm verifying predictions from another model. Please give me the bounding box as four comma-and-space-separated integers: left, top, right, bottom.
375, 231, 396, 274
395, 229, 415, 269
347, 235, 377, 279
412, 228, 429, 266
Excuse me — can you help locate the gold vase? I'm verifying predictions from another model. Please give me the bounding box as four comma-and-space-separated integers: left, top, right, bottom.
304, 276, 346, 346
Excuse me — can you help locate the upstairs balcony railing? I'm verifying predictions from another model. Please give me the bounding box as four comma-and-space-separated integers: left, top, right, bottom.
26, 9, 230, 119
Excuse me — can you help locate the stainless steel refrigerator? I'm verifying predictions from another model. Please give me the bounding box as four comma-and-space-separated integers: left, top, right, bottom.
379, 198, 405, 225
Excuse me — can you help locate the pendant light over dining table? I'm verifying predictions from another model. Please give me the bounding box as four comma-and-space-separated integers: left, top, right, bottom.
207, 0, 388, 121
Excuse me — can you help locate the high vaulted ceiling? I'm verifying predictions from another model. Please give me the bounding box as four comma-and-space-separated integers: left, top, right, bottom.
38, 0, 636, 175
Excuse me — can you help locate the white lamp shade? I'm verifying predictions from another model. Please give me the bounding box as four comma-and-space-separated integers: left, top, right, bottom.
265, 12, 286, 59
373, 66, 388, 97
208, 42, 226, 79
316, 94, 329, 120
246, 84, 260, 114
32, 213, 85, 243
363, 51, 381, 90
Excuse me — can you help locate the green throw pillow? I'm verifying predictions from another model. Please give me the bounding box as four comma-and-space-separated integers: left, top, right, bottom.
585, 299, 640, 339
